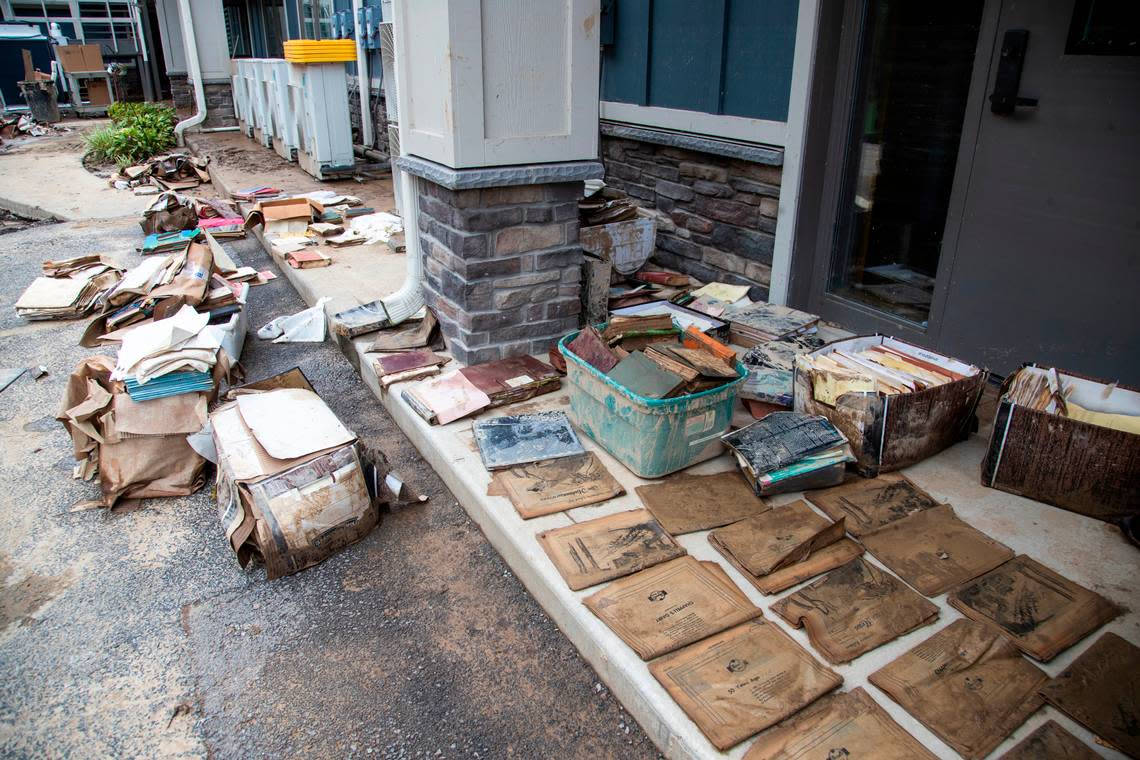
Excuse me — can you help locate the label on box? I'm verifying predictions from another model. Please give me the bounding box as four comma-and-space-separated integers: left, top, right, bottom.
685, 410, 716, 437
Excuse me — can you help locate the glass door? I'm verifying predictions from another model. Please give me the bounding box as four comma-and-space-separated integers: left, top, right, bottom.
821, 1, 985, 330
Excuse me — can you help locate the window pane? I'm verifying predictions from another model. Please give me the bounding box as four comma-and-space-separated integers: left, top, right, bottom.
827, 1, 984, 326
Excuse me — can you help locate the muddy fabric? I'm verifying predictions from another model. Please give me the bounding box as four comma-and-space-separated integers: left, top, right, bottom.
869, 618, 1047, 760
859, 503, 1014, 596
583, 557, 760, 660
949, 555, 1119, 662
771, 558, 938, 663
536, 508, 685, 590
997, 720, 1100, 760
650, 619, 842, 750
744, 687, 936, 760
1039, 633, 1140, 758
804, 472, 939, 536
636, 471, 769, 535
489, 452, 624, 519
708, 500, 845, 577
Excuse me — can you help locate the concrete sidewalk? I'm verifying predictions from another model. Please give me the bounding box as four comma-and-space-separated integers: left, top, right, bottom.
0, 124, 152, 221
195, 134, 1139, 760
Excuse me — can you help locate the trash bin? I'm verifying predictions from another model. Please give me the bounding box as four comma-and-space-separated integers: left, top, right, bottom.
559, 323, 747, 478
17, 80, 60, 123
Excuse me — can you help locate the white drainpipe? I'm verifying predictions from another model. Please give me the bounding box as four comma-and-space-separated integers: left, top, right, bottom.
351, 0, 373, 147
378, 4, 423, 326
173, 0, 207, 145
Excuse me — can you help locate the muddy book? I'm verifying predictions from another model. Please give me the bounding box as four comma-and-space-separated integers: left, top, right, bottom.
949, 554, 1119, 661
471, 412, 584, 470
635, 471, 768, 535
536, 508, 685, 590
1038, 633, 1140, 759
709, 500, 845, 577
583, 556, 760, 660
804, 471, 940, 536
488, 451, 624, 519
650, 619, 841, 750
459, 355, 561, 407
771, 557, 939, 663
743, 687, 937, 760
709, 500, 863, 595
998, 721, 1099, 760
869, 619, 1047, 760
859, 503, 1014, 596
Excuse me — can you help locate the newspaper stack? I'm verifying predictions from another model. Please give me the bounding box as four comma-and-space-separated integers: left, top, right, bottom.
15, 255, 122, 320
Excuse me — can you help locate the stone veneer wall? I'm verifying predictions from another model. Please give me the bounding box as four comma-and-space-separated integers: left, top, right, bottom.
601, 135, 783, 300
416, 180, 584, 365
168, 75, 236, 128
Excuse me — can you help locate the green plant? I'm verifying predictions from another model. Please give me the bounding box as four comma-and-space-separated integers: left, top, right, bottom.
107, 101, 176, 128
83, 124, 120, 163
85, 102, 177, 166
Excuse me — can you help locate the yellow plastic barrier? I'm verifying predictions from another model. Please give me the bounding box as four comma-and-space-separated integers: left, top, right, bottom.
283, 39, 357, 64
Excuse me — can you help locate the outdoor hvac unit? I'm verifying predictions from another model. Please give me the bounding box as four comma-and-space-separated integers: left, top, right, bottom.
392, 0, 600, 168
230, 58, 354, 180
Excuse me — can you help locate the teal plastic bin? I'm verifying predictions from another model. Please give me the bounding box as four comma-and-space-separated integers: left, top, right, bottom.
557, 327, 746, 478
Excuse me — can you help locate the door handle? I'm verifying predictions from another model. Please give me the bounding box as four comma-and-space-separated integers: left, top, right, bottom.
990, 29, 1039, 115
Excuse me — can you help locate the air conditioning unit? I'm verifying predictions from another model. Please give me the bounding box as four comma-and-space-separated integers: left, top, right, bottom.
230, 57, 354, 180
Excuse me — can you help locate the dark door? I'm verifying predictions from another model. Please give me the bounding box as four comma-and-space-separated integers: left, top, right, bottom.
805, 0, 1140, 383
937, 0, 1140, 381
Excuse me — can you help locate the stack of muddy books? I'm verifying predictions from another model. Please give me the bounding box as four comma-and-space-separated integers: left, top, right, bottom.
459, 355, 561, 407
728, 301, 819, 347
566, 322, 739, 399
722, 411, 853, 495
602, 313, 679, 351
401, 355, 562, 424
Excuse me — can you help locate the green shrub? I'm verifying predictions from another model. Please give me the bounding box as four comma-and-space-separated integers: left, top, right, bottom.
86, 101, 177, 167
84, 125, 120, 163
107, 101, 176, 128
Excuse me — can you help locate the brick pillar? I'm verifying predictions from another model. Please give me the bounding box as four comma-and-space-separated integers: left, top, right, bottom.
415, 179, 585, 365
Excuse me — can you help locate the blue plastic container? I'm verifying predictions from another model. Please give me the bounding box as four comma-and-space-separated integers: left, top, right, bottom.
557, 327, 747, 478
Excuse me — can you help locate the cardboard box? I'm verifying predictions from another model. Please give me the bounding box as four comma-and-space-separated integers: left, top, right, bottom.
244, 197, 324, 235
793, 335, 987, 476
85, 77, 111, 106
982, 365, 1140, 522
57, 44, 104, 73
211, 370, 380, 579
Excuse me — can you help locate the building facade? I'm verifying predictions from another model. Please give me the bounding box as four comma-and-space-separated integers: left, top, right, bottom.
151, 0, 1140, 382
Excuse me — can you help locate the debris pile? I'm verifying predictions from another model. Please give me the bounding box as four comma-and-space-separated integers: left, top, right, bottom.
337, 176, 1138, 757
15, 254, 123, 320
209, 368, 414, 579
239, 190, 404, 267
113, 153, 211, 192
140, 191, 242, 236
0, 114, 69, 141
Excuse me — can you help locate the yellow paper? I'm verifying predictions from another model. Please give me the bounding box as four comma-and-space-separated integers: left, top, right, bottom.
691, 282, 750, 303
1066, 401, 1140, 434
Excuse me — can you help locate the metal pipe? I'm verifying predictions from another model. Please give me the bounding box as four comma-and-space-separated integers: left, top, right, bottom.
173, 0, 207, 145
199, 126, 241, 132
352, 143, 386, 162
350, 0, 373, 147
